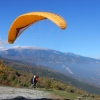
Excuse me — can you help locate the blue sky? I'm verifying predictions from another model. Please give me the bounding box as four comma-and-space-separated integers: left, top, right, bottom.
0, 0, 100, 58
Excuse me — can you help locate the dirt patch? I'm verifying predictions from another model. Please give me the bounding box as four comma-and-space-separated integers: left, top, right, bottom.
0, 86, 66, 100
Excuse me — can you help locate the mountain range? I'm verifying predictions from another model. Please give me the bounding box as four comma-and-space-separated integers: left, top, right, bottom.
0, 46, 100, 86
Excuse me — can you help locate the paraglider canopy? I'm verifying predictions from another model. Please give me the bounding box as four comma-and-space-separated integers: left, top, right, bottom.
8, 12, 67, 44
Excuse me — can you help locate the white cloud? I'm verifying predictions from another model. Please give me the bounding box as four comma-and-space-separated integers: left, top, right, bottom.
0, 38, 8, 47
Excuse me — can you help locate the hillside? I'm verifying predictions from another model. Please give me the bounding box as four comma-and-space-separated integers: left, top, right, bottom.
1, 57, 100, 96
1, 46, 100, 86
1, 60, 100, 100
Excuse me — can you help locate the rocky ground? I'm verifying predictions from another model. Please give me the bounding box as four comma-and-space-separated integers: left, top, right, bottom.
0, 86, 64, 100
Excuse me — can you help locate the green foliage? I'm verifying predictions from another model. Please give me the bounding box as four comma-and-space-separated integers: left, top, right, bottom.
44, 79, 52, 89
0, 73, 7, 80
11, 75, 16, 81
19, 82, 28, 87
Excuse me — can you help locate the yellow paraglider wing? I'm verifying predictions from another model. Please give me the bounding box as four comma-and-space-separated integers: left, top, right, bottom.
8, 12, 66, 44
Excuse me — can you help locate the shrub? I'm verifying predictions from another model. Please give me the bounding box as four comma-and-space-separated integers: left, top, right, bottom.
0, 73, 7, 80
